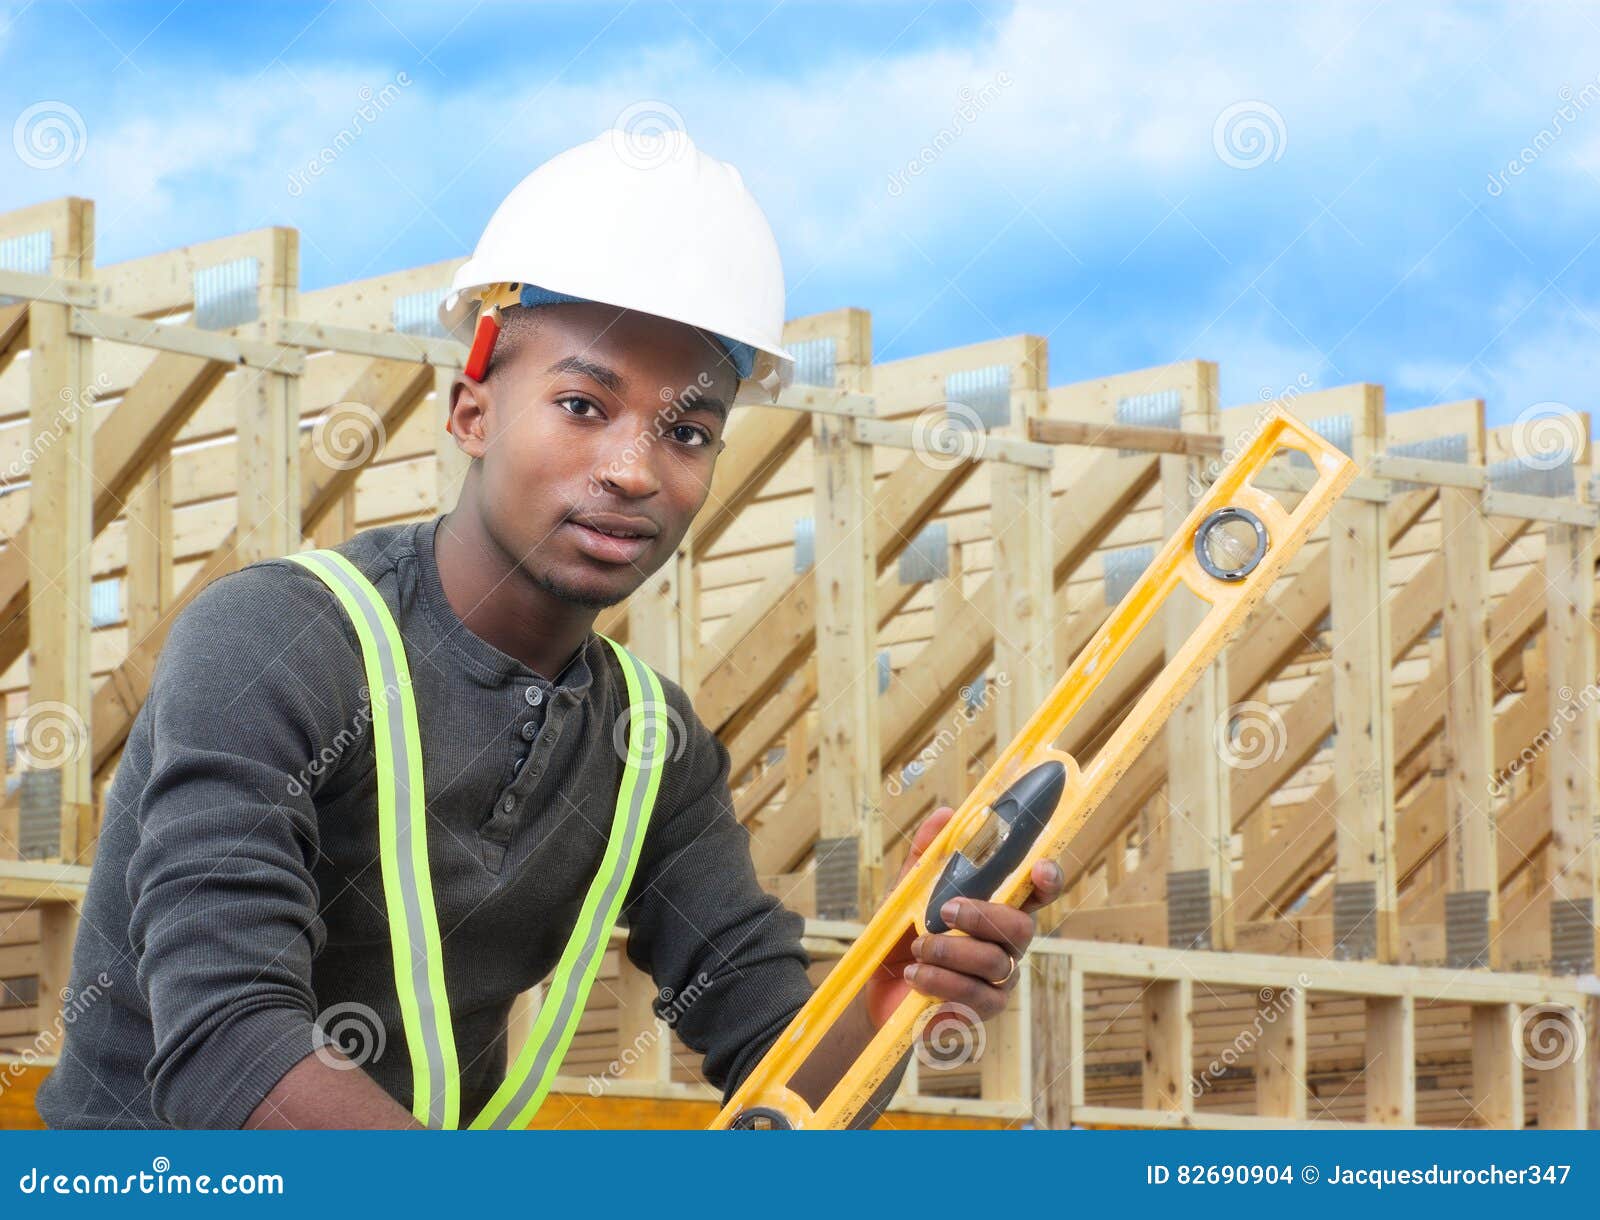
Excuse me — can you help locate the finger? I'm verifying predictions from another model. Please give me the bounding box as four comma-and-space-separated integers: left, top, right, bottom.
1020, 858, 1066, 914
901, 963, 1007, 1019
937, 897, 1034, 958
911, 932, 1014, 986
909, 807, 954, 860
895, 807, 955, 884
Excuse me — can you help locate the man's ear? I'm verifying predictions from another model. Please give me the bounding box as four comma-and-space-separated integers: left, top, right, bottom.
448, 372, 491, 460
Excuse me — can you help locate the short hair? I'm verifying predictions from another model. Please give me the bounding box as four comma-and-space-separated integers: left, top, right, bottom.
482, 305, 546, 384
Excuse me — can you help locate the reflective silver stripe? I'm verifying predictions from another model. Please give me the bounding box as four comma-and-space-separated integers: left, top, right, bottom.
295, 552, 450, 1127
483, 644, 660, 1127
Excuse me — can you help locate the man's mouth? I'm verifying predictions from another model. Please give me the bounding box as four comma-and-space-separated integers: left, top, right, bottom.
565, 513, 659, 565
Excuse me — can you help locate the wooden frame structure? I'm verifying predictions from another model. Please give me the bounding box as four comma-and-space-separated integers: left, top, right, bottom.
1, 196, 1597, 1129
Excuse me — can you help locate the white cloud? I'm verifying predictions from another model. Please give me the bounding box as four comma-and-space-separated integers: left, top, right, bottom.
1394, 289, 1600, 430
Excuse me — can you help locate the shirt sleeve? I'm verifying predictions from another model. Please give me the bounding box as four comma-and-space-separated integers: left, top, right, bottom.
126, 563, 357, 1128
619, 684, 815, 1103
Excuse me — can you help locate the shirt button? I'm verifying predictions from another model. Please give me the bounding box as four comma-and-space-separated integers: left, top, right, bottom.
500, 794, 515, 813
525, 686, 544, 707
521, 720, 538, 741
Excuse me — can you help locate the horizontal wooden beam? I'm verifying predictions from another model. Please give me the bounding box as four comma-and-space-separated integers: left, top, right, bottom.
274, 318, 463, 369
0, 267, 98, 308
1482, 488, 1600, 527
1027, 416, 1224, 457
0, 860, 90, 903
1368, 454, 1487, 490
67, 307, 305, 374
852, 417, 1054, 468
734, 383, 875, 417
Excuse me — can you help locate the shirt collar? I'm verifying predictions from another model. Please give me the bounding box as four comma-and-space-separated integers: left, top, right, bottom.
416, 515, 597, 698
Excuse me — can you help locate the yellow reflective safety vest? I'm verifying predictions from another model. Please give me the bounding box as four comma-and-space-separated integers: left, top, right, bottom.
287, 548, 668, 1129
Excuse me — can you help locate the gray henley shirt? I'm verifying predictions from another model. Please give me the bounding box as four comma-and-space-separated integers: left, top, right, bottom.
35, 515, 816, 1129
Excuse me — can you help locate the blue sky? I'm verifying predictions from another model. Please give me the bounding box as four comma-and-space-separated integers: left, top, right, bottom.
2, 0, 1598, 426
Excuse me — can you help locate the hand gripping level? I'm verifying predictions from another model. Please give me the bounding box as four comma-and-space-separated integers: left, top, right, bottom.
711, 406, 1358, 1130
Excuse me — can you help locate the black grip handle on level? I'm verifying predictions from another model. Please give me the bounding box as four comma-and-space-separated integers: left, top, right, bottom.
923, 760, 1067, 933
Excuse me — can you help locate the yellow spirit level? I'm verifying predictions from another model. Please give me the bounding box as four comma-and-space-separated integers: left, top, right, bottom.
711, 407, 1357, 1130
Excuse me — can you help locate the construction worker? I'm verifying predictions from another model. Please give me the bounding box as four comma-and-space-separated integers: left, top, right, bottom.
36, 127, 1064, 1130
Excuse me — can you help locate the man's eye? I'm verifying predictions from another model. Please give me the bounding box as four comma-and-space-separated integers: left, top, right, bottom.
669, 424, 712, 447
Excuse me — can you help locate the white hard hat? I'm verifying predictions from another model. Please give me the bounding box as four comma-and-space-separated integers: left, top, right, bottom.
440, 128, 794, 401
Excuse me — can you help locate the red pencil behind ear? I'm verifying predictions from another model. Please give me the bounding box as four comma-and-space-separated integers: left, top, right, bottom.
464, 309, 500, 383
448, 309, 501, 433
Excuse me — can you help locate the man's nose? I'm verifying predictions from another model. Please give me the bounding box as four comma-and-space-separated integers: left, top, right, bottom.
592, 426, 662, 498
